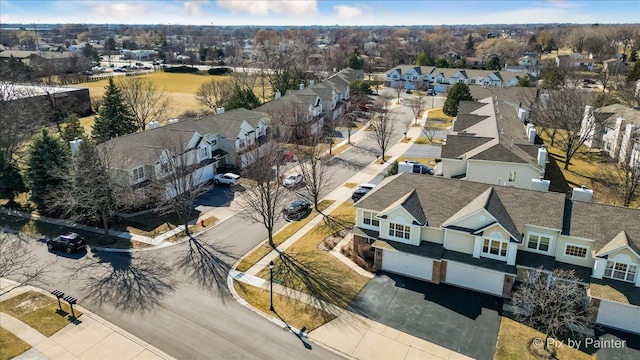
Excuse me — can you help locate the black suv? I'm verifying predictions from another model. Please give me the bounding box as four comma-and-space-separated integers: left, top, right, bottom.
46, 233, 86, 253
283, 200, 311, 221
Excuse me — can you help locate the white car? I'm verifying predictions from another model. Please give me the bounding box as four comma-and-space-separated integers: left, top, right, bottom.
283, 172, 303, 187
214, 173, 240, 185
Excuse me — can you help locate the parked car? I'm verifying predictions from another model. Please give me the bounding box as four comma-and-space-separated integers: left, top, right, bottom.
283, 172, 303, 187
351, 183, 376, 201
427, 89, 437, 96
283, 200, 311, 221
398, 161, 434, 175
214, 173, 240, 185
405, 89, 413, 94
46, 233, 86, 253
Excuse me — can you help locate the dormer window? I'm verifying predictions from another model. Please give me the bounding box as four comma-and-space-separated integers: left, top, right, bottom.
604, 255, 637, 283
388, 223, 410, 240
482, 232, 508, 260
132, 166, 144, 181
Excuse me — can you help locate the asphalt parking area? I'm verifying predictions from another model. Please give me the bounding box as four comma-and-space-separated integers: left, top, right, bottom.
594, 327, 640, 360
348, 272, 503, 360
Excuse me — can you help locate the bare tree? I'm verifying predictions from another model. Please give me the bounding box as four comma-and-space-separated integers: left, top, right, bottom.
264, 96, 313, 145
295, 133, 334, 212
238, 140, 290, 249
370, 110, 395, 163
392, 80, 405, 104
0, 82, 47, 159
511, 268, 593, 353
602, 153, 640, 207
47, 139, 125, 236
407, 96, 423, 125
152, 130, 213, 237
526, 89, 600, 170
196, 78, 234, 111
422, 125, 437, 144
118, 77, 171, 131
0, 233, 51, 295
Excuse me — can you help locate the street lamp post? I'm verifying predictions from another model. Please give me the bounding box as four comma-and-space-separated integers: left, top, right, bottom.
269, 261, 275, 312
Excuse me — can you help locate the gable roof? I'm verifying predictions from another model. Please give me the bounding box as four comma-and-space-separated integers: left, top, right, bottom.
379, 189, 427, 226
441, 135, 493, 158
356, 174, 565, 235
453, 114, 490, 132
444, 187, 520, 240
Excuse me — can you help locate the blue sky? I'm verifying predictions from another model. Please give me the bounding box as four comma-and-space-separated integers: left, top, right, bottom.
1, 0, 638, 26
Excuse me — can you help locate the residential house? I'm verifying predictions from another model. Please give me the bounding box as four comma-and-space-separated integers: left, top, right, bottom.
438, 96, 548, 191
99, 108, 270, 198
385, 65, 532, 92
352, 173, 640, 335
603, 58, 630, 75
582, 104, 640, 167
465, 57, 485, 69
556, 54, 595, 72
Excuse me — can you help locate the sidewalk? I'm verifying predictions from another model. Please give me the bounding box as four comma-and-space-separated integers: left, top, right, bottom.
0, 278, 175, 360
232, 105, 472, 359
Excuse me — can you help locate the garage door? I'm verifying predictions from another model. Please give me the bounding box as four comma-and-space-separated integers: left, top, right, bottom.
445, 261, 505, 296
596, 300, 640, 334
382, 250, 432, 281
195, 164, 215, 185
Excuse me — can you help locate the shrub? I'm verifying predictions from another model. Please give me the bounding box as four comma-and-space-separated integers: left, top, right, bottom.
163, 66, 199, 74
208, 67, 233, 75
358, 244, 375, 262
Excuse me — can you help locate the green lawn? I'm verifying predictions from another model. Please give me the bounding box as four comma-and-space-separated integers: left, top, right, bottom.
0, 291, 81, 337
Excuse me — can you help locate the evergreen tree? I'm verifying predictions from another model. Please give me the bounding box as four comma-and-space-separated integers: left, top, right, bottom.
486, 56, 502, 70
435, 57, 450, 68
416, 52, 436, 66
60, 113, 85, 143
224, 85, 261, 110
25, 129, 69, 213
346, 52, 364, 69
91, 78, 137, 144
443, 83, 473, 117
465, 34, 474, 54
542, 69, 564, 90
627, 60, 640, 83
0, 153, 25, 205
630, 50, 638, 62
517, 75, 533, 87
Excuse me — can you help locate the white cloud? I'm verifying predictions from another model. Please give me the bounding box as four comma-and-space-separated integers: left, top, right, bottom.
184, 0, 209, 16
333, 5, 362, 20
92, 3, 145, 17
216, 0, 318, 16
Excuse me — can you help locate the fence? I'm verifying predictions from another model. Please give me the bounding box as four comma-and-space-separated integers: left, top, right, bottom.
58, 69, 156, 85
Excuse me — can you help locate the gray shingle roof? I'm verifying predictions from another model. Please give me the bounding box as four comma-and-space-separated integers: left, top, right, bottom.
567, 201, 640, 254
441, 135, 493, 158
379, 189, 427, 226
453, 114, 489, 132
471, 143, 529, 163
355, 173, 566, 235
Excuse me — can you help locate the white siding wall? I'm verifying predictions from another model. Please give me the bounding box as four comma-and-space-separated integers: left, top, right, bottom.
443, 229, 474, 255
466, 161, 542, 190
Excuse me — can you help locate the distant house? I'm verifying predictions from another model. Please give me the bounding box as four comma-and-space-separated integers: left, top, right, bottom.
437, 96, 547, 191
465, 57, 485, 69
0, 83, 92, 118
603, 58, 630, 75
582, 104, 640, 167
352, 173, 640, 335
556, 54, 595, 72
385, 66, 532, 92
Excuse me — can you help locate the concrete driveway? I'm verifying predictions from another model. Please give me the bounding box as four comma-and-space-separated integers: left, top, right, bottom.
349, 272, 503, 360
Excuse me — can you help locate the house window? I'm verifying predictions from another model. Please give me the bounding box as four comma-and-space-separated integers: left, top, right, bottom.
564, 244, 588, 258
388, 223, 410, 240
482, 238, 508, 258
412, 76, 417, 80
363, 211, 379, 227
527, 233, 551, 252
604, 261, 637, 283
198, 147, 208, 161
132, 166, 144, 181
160, 162, 170, 175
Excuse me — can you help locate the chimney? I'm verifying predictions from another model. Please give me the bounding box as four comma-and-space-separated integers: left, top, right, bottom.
518, 108, 528, 123
309, 80, 315, 87
299, 83, 304, 90
530, 177, 550, 192
216, 107, 225, 114
527, 123, 536, 144
69, 137, 82, 156
537, 146, 548, 168
148, 120, 159, 129
572, 186, 593, 202
274, 90, 281, 99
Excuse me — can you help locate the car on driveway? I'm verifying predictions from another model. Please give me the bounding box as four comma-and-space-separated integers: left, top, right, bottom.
46, 233, 86, 253
427, 89, 437, 96
283, 200, 311, 221
351, 183, 376, 202
283, 172, 303, 187
214, 173, 240, 185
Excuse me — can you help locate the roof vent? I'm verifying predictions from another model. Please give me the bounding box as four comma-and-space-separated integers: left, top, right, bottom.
168, 118, 179, 124
148, 120, 159, 129
572, 186, 593, 202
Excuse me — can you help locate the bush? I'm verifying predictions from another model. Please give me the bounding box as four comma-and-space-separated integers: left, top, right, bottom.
358, 244, 375, 262
208, 67, 233, 75
163, 66, 199, 74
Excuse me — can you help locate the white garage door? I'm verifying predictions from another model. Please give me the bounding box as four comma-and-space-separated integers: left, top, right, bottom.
382, 250, 432, 281
195, 164, 215, 185
445, 261, 505, 296
596, 300, 640, 335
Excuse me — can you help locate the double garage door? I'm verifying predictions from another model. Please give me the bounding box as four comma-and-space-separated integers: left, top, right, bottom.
596, 300, 640, 334
382, 250, 433, 282
445, 261, 505, 296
